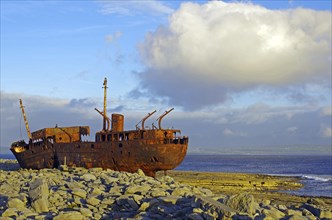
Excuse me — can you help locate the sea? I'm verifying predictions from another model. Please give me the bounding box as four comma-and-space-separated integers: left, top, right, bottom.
1, 154, 331, 198
176, 154, 332, 198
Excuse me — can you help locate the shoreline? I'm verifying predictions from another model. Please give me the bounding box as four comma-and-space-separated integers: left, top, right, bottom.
160, 170, 332, 207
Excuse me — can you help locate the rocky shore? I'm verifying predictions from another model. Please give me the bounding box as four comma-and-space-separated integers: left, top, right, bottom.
0, 159, 331, 220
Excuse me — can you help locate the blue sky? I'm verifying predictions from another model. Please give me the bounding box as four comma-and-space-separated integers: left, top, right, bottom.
1, 0, 331, 155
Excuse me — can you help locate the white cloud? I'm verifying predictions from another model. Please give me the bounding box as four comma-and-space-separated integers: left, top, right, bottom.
321, 106, 332, 116
320, 124, 332, 138
287, 126, 297, 134
223, 128, 234, 136
223, 128, 247, 137
98, 1, 174, 16
135, 1, 331, 109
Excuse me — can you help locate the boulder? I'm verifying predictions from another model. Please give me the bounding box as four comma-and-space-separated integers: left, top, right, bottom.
7, 198, 25, 209
225, 193, 258, 216
28, 178, 49, 213
262, 207, 285, 219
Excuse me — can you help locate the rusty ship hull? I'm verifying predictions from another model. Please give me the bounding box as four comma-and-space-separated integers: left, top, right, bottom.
10, 78, 188, 177
11, 138, 187, 177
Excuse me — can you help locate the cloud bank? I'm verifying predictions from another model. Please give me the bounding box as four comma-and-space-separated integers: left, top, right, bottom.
135, 1, 331, 109
1, 92, 330, 155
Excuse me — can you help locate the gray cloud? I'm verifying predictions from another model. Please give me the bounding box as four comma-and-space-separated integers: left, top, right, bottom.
134, 1, 331, 109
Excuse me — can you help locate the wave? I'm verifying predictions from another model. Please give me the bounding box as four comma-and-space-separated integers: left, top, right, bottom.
302, 175, 332, 182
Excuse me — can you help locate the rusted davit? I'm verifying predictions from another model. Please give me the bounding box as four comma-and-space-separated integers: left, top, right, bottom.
10, 78, 188, 177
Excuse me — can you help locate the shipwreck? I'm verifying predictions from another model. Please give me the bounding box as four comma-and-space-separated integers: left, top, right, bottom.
10, 78, 188, 177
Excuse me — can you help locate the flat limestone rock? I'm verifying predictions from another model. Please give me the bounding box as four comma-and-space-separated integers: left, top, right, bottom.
7, 198, 25, 209
71, 188, 87, 198
53, 211, 84, 220
86, 197, 100, 206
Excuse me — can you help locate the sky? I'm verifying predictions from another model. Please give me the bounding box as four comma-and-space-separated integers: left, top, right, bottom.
1, 0, 331, 155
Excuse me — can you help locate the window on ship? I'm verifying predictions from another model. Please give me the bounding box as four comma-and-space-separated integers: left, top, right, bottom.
107, 134, 112, 142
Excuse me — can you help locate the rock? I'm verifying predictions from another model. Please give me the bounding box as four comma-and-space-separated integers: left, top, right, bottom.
87, 197, 100, 206
307, 198, 326, 206
277, 204, 288, 211
71, 188, 87, 198
302, 208, 316, 218
159, 196, 180, 205
28, 178, 49, 213
66, 181, 85, 190
194, 195, 236, 218
137, 169, 145, 176
301, 203, 332, 219
53, 211, 84, 220
125, 184, 151, 195
150, 189, 166, 197
301, 204, 318, 216
59, 165, 68, 171
262, 206, 285, 219
80, 207, 93, 217
288, 215, 310, 220
139, 201, 150, 212
7, 198, 25, 209
1, 207, 18, 217
171, 186, 192, 196
82, 173, 96, 181
187, 213, 204, 220
225, 193, 258, 216
286, 209, 303, 216
320, 210, 332, 219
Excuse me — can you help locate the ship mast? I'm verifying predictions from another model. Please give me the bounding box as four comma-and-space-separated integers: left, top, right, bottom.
102, 78, 108, 131
19, 99, 32, 140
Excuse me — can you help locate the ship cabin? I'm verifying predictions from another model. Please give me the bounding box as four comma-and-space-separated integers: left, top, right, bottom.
11, 126, 90, 153
95, 113, 187, 145
31, 126, 90, 144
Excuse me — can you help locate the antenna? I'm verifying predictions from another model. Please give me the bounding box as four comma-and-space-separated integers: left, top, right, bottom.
102, 77, 108, 131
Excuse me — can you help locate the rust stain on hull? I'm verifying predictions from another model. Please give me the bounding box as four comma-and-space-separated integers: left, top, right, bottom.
10, 78, 188, 177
